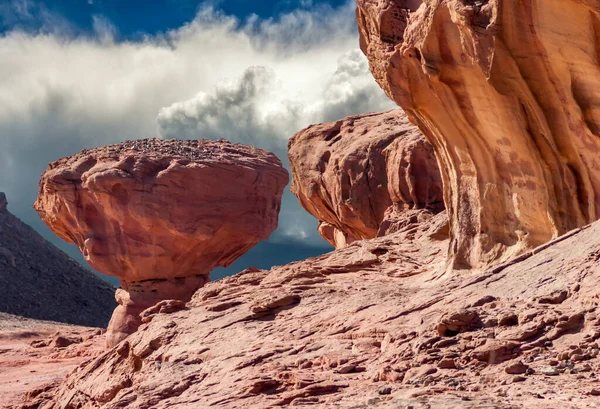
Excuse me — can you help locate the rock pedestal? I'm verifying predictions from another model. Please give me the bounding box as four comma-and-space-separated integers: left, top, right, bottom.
35, 138, 289, 346
106, 275, 208, 347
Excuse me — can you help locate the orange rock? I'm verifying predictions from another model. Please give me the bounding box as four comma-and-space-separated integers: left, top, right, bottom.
34, 138, 288, 346
288, 110, 443, 248
356, 0, 600, 269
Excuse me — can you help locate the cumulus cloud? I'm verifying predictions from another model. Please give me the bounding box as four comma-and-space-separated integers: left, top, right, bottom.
157, 50, 395, 243
0, 1, 394, 275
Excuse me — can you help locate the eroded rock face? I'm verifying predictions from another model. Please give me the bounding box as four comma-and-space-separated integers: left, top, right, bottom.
288, 110, 443, 248
34, 138, 289, 345
356, 0, 600, 269
17, 214, 600, 409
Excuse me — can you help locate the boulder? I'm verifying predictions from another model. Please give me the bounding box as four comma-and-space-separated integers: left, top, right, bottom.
288, 110, 443, 248
34, 138, 288, 346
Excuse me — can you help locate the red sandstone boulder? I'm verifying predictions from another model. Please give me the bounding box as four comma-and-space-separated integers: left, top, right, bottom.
34, 138, 289, 346
288, 110, 443, 248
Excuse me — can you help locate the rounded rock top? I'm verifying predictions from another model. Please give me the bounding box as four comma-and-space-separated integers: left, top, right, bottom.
47, 138, 287, 171
34, 138, 289, 283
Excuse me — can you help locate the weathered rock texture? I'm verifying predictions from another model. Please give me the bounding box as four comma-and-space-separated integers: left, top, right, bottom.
0, 313, 105, 408
289, 110, 443, 248
0, 193, 115, 327
356, 0, 600, 269
34, 138, 289, 346
15, 214, 600, 409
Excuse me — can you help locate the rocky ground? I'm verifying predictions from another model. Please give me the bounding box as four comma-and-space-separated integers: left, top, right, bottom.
0, 313, 104, 408
9, 210, 600, 408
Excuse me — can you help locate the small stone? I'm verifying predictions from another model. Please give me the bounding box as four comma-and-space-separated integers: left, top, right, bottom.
505, 361, 529, 375
470, 295, 497, 307
404, 365, 438, 382
378, 386, 392, 395
558, 351, 571, 361
436, 309, 480, 336
53, 335, 81, 348
512, 375, 526, 383
590, 389, 600, 396
437, 358, 457, 369
540, 366, 560, 376
538, 290, 568, 305
570, 347, 583, 356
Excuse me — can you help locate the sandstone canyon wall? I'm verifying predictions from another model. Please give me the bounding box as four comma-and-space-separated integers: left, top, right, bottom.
288, 110, 443, 248
356, 0, 600, 269
34, 138, 289, 346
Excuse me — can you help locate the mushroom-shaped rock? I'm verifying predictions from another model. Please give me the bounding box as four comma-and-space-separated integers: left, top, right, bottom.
288, 110, 443, 248
34, 138, 289, 346
356, 0, 600, 269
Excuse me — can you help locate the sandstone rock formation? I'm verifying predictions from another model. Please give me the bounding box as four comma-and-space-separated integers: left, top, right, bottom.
0, 193, 115, 327
34, 138, 289, 346
356, 0, 600, 269
16, 214, 600, 409
288, 110, 443, 248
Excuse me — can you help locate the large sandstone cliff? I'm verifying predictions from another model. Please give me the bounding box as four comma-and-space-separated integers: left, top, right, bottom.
356, 0, 600, 269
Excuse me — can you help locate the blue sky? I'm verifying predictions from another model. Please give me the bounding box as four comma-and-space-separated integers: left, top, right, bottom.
0, 0, 347, 37
0, 0, 394, 285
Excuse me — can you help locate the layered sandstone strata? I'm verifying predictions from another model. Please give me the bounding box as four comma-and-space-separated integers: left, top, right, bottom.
356, 0, 600, 269
288, 110, 443, 248
34, 138, 289, 346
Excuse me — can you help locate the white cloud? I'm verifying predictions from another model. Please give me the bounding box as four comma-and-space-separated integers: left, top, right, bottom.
0, 2, 394, 255
92, 15, 116, 43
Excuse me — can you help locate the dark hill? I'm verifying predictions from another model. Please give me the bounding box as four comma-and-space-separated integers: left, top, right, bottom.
0, 192, 115, 327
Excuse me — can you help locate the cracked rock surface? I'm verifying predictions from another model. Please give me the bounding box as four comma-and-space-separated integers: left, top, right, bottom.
14, 212, 600, 408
